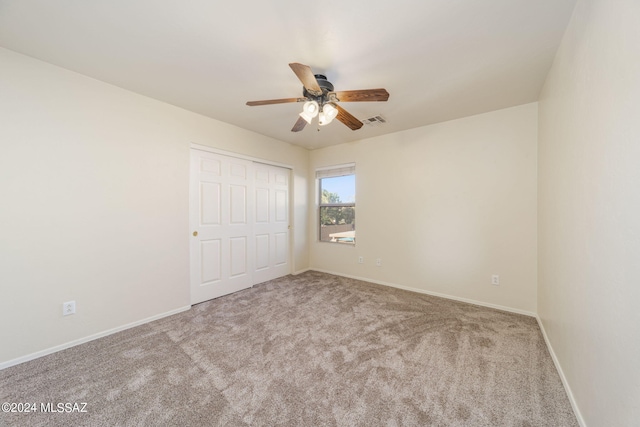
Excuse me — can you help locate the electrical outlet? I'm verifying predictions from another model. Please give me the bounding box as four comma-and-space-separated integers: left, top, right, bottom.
491, 275, 500, 286
376, 258, 382, 267
63, 301, 76, 316
358, 256, 364, 264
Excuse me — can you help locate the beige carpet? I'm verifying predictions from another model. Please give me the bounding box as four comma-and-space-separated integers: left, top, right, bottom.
1, 271, 578, 426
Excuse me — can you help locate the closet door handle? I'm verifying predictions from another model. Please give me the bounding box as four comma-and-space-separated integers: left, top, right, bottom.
192, 231, 198, 237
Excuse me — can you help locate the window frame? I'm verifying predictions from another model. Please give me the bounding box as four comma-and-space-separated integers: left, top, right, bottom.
316, 164, 356, 245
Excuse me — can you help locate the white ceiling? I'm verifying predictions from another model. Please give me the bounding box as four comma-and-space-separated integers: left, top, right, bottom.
0, 0, 576, 150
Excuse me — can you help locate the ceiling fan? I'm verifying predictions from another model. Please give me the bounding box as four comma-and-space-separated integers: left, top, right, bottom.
246, 63, 389, 132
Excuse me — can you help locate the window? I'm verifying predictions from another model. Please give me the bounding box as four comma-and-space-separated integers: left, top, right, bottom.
317, 164, 355, 244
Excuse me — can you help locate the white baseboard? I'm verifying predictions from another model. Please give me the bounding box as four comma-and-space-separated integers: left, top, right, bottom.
535, 316, 586, 427
0, 305, 191, 371
292, 268, 311, 275
310, 269, 537, 317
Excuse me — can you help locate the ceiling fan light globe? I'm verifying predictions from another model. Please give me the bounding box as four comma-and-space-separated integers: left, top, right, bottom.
318, 111, 331, 126
302, 101, 319, 117
299, 111, 313, 124
324, 103, 339, 121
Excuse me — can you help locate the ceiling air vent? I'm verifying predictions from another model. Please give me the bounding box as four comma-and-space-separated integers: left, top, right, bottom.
362, 115, 387, 126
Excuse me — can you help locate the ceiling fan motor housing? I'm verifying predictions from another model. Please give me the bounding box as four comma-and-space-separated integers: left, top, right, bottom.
303, 74, 334, 100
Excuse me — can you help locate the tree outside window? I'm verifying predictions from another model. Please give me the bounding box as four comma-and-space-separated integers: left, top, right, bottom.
318, 172, 355, 244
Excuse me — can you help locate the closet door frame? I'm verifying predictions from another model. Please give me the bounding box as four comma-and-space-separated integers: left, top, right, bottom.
189, 144, 293, 304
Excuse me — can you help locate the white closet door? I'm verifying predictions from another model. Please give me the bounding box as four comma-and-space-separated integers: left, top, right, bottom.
190, 150, 254, 304
253, 163, 290, 284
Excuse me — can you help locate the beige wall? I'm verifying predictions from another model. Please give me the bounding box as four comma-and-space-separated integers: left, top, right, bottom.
309, 103, 538, 314
0, 47, 309, 365
5, 3, 640, 422
538, 0, 640, 425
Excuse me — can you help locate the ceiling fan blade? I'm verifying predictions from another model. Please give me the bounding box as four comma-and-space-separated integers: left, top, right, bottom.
335, 104, 363, 130
330, 88, 390, 102
291, 116, 307, 132
246, 98, 304, 106
289, 63, 322, 96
